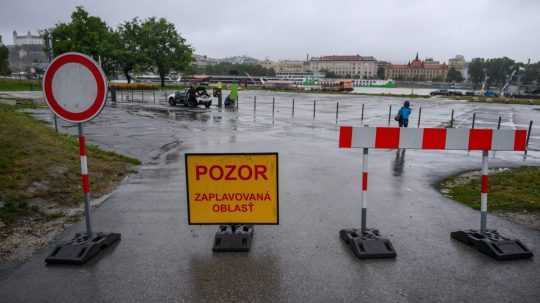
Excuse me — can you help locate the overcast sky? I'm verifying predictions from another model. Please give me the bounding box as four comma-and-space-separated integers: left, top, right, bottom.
1, 0, 539, 63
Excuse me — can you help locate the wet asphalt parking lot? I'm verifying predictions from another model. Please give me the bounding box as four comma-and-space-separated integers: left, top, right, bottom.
1, 90, 540, 302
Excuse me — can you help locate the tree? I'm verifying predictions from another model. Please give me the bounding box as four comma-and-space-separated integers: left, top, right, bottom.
48, 7, 116, 75
468, 58, 485, 89
522, 62, 540, 84
0, 45, 10, 75
115, 18, 145, 83
321, 69, 338, 78
446, 67, 464, 82
484, 57, 515, 87
377, 66, 385, 79
140, 17, 193, 87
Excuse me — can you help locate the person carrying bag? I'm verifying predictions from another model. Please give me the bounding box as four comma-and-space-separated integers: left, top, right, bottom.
396, 101, 412, 127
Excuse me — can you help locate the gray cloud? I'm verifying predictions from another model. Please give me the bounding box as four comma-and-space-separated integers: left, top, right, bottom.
1, 0, 539, 63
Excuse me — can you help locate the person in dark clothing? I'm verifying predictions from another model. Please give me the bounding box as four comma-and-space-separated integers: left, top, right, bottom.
186, 85, 197, 107
397, 101, 412, 127
224, 94, 235, 107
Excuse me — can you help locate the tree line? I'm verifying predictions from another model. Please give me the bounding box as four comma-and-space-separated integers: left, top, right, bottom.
468, 57, 540, 89
44, 7, 193, 87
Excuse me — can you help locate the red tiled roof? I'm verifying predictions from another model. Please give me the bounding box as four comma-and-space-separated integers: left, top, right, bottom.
388, 61, 447, 70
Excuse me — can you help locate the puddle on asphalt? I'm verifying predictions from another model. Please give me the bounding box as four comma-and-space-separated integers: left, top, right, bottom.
165, 152, 179, 164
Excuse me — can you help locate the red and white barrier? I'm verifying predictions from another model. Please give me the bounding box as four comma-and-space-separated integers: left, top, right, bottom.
339, 127, 527, 151
79, 134, 90, 194
480, 150, 488, 232
360, 148, 369, 232
338, 125, 534, 259
338, 126, 529, 233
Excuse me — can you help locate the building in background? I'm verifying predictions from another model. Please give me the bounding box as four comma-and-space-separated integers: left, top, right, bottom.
260, 59, 274, 70
273, 60, 306, 74
385, 53, 448, 81
7, 30, 49, 74
13, 31, 44, 46
308, 55, 377, 78
261, 59, 309, 78
193, 54, 219, 68
448, 55, 468, 80
376, 61, 390, 79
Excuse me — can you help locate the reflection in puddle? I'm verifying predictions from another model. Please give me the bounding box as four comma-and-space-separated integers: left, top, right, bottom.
393, 149, 406, 176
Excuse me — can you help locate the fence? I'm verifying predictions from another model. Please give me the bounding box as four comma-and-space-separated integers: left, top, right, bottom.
107, 88, 175, 105
105, 91, 536, 154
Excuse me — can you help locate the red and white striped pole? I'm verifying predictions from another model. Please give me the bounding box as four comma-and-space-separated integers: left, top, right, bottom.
480, 150, 488, 233
79, 123, 93, 238
361, 147, 368, 233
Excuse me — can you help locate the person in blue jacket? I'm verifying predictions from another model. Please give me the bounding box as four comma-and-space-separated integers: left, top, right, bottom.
397, 101, 412, 127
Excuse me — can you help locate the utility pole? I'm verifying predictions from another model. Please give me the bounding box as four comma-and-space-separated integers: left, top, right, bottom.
45, 29, 58, 133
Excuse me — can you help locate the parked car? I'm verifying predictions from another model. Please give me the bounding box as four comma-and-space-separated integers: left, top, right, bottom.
484, 90, 499, 97
168, 87, 212, 108
430, 89, 450, 96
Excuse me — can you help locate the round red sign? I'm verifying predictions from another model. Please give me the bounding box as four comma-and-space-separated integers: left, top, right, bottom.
43, 52, 108, 123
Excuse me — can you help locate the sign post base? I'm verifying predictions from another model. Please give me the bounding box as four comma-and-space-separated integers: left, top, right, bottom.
45, 232, 121, 265
339, 228, 396, 259
451, 229, 533, 260
213, 225, 254, 252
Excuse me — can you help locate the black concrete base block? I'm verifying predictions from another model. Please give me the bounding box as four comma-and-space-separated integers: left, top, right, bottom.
45, 232, 121, 265
213, 225, 254, 252
451, 229, 533, 261
339, 228, 397, 259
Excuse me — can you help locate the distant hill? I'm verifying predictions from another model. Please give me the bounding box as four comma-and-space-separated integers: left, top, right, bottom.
194, 54, 261, 66
219, 56, 260, 64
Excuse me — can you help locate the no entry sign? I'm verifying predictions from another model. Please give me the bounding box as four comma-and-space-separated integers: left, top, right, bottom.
43, 53, 121, 265
185, 153, 279, 224
43, 52, 107, 123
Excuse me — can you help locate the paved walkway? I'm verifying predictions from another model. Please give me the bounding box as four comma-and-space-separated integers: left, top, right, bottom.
1, 92, 539, 302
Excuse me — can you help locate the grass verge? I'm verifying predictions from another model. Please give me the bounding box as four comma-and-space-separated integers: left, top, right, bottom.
0, 102, 139, 227
449, 95, 540, 105
0, 79, 42, 91
439, 166, 540, 212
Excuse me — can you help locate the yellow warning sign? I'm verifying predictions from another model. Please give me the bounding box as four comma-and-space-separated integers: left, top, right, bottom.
185, 153, 279, 224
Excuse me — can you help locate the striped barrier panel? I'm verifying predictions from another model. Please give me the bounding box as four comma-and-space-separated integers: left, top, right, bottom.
337, 126, 533, 260
339, 126, 527, 151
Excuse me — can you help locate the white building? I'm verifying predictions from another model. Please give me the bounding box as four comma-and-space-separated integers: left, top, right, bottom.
262, 59, 305, 73
13, 31, 44, 46
308, 55, 377, 78
8, 31, 48, 73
